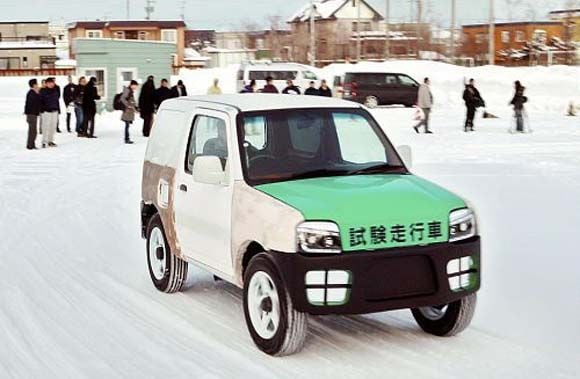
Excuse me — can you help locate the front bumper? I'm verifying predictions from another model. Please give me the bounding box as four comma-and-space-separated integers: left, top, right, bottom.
270, 237, 480, 315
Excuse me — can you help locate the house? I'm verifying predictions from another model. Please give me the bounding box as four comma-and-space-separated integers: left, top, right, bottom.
203, 47, 256, 68
68, 20, 186, 67
49, 23, 69, 58
288, 0, 384, 65
185, 29, 216, 50
73, 38, 175, 110
461, 21, 566, 65
214, 30, 292, 62
0, 21, 57, 70
549, 8, 580, 42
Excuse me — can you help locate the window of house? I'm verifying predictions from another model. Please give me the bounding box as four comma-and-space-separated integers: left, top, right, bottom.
22, 57, 28, 68
83, 69, 106, 98
0, 57, 20, 69
161, 29, 177, 43
515, 31, 525, 42
114, 31, 125, 39
86, 30, 103, 38
138, 31, 148, 40
501, 31, 510, 43
319, 38, 328, 54
475, 33, 486, 44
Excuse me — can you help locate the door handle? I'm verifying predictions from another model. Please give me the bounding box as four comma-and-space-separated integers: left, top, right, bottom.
179, 184, 188, 192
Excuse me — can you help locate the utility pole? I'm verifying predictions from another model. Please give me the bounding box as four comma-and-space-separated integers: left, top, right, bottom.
309, 1, 316, 67
180, 0, 186, 21
356, 0, 362, 62
450, 0, 456, 62
126, 0, 130, 19
416, 0, 422, 57
385, 0, 390, 60
145, 0, 155, 21
489, 0, 495, 65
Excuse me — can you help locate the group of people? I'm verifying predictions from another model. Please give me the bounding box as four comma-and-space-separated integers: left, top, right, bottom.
238, 77, 333, 97
413, 77, 528, 134
24, 75, 100, 149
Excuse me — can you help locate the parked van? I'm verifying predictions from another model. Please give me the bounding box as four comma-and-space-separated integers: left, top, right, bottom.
237, 63, 319, 93
333, 71, 420, 108
141, 94, 481, 356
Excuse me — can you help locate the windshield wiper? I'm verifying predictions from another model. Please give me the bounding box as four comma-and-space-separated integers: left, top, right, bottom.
285, 168, 351, 181
347, 163, 405, 175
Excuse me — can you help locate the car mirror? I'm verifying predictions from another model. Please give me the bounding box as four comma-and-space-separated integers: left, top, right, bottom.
398, 145, 413, 169
193, 156, 226, 185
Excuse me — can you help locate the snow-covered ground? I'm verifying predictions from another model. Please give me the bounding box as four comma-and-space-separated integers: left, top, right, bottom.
1, 63, 579, 378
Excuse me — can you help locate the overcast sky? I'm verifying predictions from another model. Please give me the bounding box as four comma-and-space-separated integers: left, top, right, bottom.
0, 0, 571, 30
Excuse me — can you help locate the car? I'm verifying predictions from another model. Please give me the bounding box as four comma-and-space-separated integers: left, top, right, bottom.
141, 94, 481, 356
333, 71, 420, 108
236, 63, 319, 93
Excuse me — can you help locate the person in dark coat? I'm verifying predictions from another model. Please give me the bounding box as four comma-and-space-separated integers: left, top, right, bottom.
318, 79, 332, 97
53, 79, 62, 133
261, 76, 279, 93
39, 77, 61, 147
304, 81, 319, 96
240, 80, 256, 93
82, 77, 101, 138
139, 75, 156, 137
282, 80, 301, 95
462, 78, 485, 132
155, 78, 173, 109
74, 77, 86, 136
63, 75, 77, 133
171, 80, 188, 97
24, 78, 41, 150
121, 80, 139, 144
510, 80, 528, 132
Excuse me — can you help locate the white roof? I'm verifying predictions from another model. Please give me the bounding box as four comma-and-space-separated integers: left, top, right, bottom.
167, 94, 361, 112
289, 0, 346, 22
240, 62, 316, 71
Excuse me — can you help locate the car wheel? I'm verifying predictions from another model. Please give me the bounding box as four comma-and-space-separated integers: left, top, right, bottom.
243, 253, 308, 356
146, 213, 188, 293
411, 293, 476, 336
364, 96, 379, 108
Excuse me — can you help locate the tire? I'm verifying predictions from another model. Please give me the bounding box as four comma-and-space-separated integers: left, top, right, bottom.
243, 253, 308, 356
411, 293, 477, 337
364, 95, 379, 108
146, 213, 188, 293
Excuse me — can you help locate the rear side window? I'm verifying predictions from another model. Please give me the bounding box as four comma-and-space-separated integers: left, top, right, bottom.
385, 74, 398, 85
333, 76, 342, 87
236, 70, 244, 80
287, 112, 322, 157
302, 70, 318, 80
345, 73, 384, 85
145, 110, 186, 166
398, 75, 418, 87
186, 115, 228, 173
249, 71, 269, 81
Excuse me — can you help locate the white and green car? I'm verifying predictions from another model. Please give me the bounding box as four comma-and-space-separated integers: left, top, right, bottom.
141, 94, 480, 356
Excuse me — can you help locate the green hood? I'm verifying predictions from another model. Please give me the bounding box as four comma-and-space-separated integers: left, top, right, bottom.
255, 175, 466, 252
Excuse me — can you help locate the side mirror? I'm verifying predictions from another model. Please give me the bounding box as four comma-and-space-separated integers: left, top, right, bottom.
193, 156, 226, 185
398, 145, 413, 169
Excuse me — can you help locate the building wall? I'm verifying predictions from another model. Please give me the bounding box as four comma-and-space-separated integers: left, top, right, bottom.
74, 39, 174, 110
0, 22, 50, 39
0, 22, 56, 69
0, 47, 56, 69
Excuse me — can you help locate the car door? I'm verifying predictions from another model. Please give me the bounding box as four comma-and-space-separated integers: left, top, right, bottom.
173, 109, 234, 276
397, 74, 420, 106
382, 73, 400, 105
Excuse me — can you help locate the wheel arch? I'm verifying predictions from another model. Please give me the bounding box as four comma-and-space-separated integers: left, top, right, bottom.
141, 201, 159, 238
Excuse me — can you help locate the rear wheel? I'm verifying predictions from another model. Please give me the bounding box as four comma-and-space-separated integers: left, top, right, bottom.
364, 95, 379, 108
411, 293, 477, 336
243, 253, 308, 356
146, 214, 188, 293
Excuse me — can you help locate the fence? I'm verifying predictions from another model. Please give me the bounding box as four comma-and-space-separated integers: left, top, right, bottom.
0, 68, 75, 77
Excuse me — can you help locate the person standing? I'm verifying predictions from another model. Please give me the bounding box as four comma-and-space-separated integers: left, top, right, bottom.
83, 77, 101, 138
413, 77, 434, 134
261, 77, 279, 93
24, 78, 41, 150
139, 75, 156, 137
207, 78, 222, 95
318, 79, 332, 97
38, 79, 46, 135
54, 79, 62, 133
240, 80, 256, 93
121, 80, 139, 144
282, 80, 301, 95
462, 78, 485, 132
510, 80, 528, 133
74, 77, 86, 136
171, 80, 188, 97
63, 75, 77, 133
304, 81, 319, 96
154, 78, 173, 109
39, 77, 60, 148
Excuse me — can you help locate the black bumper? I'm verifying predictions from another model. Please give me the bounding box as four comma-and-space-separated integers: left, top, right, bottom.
270, 237, 480, 315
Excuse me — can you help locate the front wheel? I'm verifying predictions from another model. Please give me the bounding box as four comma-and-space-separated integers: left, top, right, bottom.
146, 214, 188, 293
243, 253, 308, 356
411, 293, 477, 336
364, 95, 379, 108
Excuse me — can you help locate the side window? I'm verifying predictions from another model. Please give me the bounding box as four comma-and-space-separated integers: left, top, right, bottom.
186, 115, 228, 173
302, 70, 318, 80
333, 113, 386, 164
398, 75, 418, 87
287, 113, 322, 157
385, 74, 398, 85
249, 71, 268, 80
244, 116, 267, 150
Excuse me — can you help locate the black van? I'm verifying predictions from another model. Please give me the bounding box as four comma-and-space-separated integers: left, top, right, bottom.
335, 72, 419, 108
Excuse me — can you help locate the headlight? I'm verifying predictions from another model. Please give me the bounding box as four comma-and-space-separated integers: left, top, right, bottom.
449, 208, 477, 242
297, 221, 342, 254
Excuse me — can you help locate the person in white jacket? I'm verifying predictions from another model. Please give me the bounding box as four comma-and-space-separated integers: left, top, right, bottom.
414, 78, 434, 134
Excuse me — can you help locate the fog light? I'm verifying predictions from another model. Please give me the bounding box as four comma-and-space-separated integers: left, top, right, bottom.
305, 271, 325, 285
327, 270, 350, 285
447, 259, 460, 275
326, 288, 349, 305
307, 289, 325, 305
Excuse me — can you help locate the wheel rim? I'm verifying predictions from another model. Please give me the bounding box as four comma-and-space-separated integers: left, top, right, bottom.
365, 96, 378, 108
149, 227, 167, 281
418, 304, 449, 321
248, 271, 280, 340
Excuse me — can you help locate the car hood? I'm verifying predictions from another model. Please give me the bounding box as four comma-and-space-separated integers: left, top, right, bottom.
255, 175, 466, 252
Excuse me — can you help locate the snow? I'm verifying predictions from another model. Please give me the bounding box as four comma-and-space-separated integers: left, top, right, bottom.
288, 0, 346, 23
1, 62, 580, 377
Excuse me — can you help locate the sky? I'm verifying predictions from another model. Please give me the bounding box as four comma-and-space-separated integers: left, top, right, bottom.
0, 0, 572, 30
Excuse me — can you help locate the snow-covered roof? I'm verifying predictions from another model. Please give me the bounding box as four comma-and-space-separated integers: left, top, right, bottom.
167, 94, 360, 112
0, 41, 55, 49
289, 0, 346, 23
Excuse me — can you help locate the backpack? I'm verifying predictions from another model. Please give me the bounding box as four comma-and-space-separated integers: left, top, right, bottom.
113, 92, 125, 111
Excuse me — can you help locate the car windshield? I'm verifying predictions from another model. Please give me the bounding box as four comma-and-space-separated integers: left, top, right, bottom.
239, 108, 406, 185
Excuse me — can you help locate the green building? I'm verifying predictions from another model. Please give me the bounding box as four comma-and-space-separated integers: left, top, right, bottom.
73, 38, 175, 110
